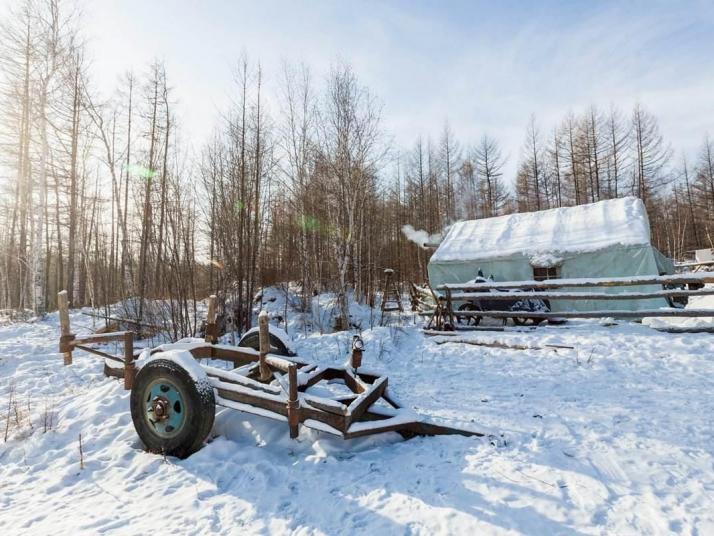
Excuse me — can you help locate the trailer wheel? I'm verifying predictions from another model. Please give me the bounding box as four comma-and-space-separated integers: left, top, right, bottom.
238, 331, 293, 356
512, 316, 544, 326
130, 358, 215, 459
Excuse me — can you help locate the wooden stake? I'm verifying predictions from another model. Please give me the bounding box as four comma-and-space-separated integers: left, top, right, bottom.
433, 338, 574, 351
78, 433, 84, 470
258, 311, 271, 381
58, 291, 73, 365
350, 335, 363, 370
123, 331, 135, 390
205, 294, 217, 343
287, 363, 299, 439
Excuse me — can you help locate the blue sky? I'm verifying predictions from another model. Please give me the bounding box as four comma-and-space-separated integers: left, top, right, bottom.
12, 0, 714, 180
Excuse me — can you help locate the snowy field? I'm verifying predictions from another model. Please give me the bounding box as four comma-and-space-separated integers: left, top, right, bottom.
2, 305, 714, 535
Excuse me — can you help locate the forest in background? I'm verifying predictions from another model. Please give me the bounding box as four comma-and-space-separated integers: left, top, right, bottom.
2, 1, 714, 335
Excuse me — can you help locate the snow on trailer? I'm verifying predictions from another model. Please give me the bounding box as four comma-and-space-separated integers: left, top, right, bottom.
57, 294, 483, 459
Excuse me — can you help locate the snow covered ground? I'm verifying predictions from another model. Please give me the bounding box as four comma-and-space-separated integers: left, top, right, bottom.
2, 303, 714, 534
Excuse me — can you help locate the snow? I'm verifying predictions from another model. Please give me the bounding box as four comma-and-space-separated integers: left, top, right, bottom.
142, 349, 211, 389
432, 197, 652, 262
242, 324, 296, 353
2, 307, 714, 534
643, 284, 714, 330
529, 253, 564, 268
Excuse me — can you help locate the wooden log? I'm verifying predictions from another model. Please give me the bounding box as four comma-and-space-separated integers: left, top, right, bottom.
650, 326, 714, 333
439, 271, 714, 291
423, 327, 536, 335
449, 288, 714, 301
258, 311, 271, 381
287, 363, 299, 439
58, 291, 73, 365
432, 338, 574, 351
445, 308, 714, 319
205, 294, 218, 343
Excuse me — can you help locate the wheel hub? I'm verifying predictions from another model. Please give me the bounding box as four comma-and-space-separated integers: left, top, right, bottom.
144, 380, 186, 438
151, 396, 170, 421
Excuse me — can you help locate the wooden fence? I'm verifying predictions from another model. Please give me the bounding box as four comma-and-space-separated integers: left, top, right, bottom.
423, 271, 714, 330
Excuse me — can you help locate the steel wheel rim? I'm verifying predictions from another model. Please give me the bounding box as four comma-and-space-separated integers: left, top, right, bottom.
143, 378, 187, 438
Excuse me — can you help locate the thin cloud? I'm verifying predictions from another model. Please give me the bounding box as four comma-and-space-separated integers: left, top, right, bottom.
79, 0, 714, 181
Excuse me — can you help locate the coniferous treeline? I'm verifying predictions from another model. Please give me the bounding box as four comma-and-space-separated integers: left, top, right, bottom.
1, 1, 712, 333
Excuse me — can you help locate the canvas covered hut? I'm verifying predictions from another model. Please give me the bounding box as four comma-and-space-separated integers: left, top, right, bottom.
427, 197, 675, 312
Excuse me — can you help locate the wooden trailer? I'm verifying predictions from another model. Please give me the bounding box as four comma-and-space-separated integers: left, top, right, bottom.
58, 292, 484, 458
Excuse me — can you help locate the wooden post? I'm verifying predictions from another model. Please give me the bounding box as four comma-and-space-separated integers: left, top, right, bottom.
123, 331, 135, 390
350, 335, 363, 370
287, 363, 299, 439
205, 294, 217, 343
258, 310, 271, 381
58, 290, 74, 365
445, 288, 456, 330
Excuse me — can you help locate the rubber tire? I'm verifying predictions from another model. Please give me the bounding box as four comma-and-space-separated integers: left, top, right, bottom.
512, 317, 545, 326
238, 331, 292, 356
130, 359, 215, 459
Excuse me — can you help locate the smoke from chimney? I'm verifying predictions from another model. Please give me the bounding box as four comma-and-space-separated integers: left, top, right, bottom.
401, 225, 443, 249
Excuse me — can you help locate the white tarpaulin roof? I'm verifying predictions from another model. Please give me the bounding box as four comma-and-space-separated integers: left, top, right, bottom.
431, 197, 651, 262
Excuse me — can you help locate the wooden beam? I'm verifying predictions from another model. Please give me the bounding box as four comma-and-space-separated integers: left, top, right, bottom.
346, 376, 388, 426
343, 369, 365, 394
203, 365, 282, 396
265, 355, 295, 373
299, 367, 329, 389
301, 395, 349, 416
439, 271, 714, 291
450, 288, 714, 301
344, 414, 483, 439
72, 331, 132, 345
215, 385, 346, 432
447, 308, 714, 319
72, 344, 124, 363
